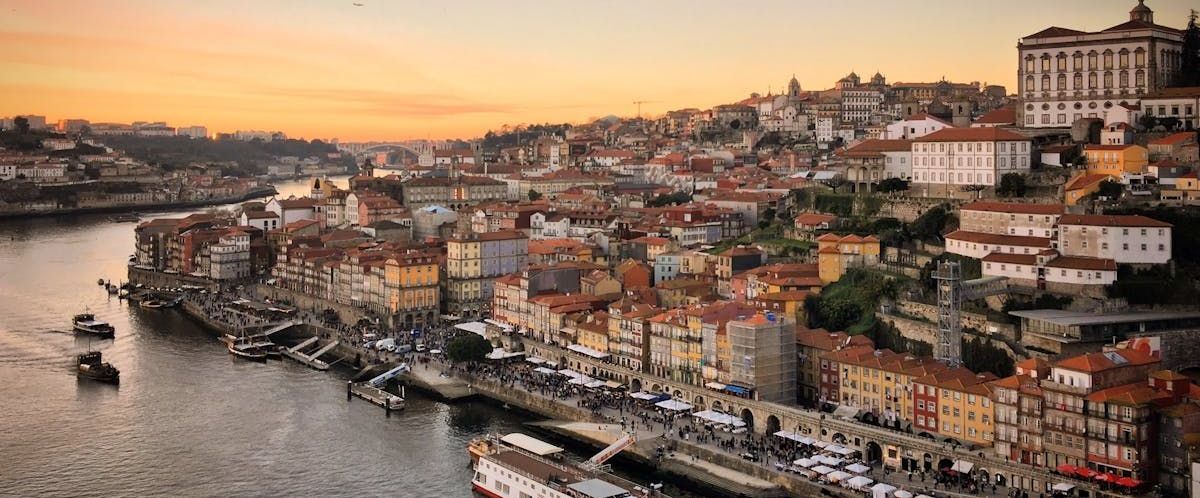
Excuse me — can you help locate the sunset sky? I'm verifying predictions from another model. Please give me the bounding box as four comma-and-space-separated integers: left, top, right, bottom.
1, 0, 1195, 141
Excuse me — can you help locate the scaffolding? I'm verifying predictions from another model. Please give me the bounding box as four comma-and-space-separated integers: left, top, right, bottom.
933, 261, 963, 366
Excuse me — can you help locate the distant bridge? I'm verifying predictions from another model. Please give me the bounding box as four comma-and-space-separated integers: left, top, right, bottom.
337, 142, 426, 158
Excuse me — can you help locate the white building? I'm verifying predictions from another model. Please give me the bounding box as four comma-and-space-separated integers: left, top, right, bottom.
209, 229, 251, 280
239, 210, 280, 232
815, 117, 834, 143
1054, 213, 1172, 264
1016, 1, 1184, 128
982, 251, 1117, 289
1140, 86, 1200, 129
945, 230, 1052, 259
176, 126, 208, 139
265, 197, 318, 226
884, 113, 954, 140
911, 127, 1032, 187
882, 149, 912, 181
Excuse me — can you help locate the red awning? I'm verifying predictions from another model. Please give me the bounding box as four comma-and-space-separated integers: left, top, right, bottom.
1076, 467, 1098, 479
1116, 477, 1143, 488
1094, 473, 1119, 483
1055, 464, 1077, 474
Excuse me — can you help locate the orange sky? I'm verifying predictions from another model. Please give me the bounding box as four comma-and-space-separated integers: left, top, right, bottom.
1, 0, 1195, 141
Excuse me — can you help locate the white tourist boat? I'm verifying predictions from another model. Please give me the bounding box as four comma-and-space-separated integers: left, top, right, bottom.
468, 433, 665, 498
72, 313, 115, 338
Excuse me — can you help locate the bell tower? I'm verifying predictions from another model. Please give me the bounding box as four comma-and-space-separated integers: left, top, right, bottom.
1129, 0, 1153, 23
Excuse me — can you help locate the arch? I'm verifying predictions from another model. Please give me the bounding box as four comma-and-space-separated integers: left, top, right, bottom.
832, 432, 847, 444
859, 411, 879, 425
693, 395, 705, 411
740, 408, 755, 430
977, 469, 991, 485
938, 458, 953, 471
994, 473, 1007, 487
710, 400, 723, 412
765, 415, 781, 434
630, 378, 642, 393
672, 389, 682, 399
651, 383, 662, 393
923, 453, 933, 472
865, 441, 883, 465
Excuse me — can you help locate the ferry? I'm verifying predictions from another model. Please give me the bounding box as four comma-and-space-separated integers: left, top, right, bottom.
73, 313, 115, 338
77, 351, 120, 384
469, 433, 664, 498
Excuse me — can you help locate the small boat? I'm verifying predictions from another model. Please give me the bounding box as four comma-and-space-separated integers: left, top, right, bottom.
224, 335, 268, 362
110, 213, 141, 223
106, 284, 119, 295
77, 351, 120, 384
73, 313, 115, 338
139, 300, 165, 309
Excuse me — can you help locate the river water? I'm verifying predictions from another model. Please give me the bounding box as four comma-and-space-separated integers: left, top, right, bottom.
0, 177, 695, 498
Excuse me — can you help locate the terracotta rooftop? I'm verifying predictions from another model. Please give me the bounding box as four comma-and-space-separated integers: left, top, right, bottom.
946, 230, 1051, 247
960, 201, 1065, 215
1057, 214, 1172, 228
914, 127, 1029, 142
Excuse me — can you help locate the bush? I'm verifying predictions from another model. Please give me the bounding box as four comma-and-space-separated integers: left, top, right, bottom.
876, 178, 909, 193
997, 173, 1027, 198
963, 336, 1014, 377
446, 333, 492, 363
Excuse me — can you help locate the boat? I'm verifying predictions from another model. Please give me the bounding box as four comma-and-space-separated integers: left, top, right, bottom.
106, 284, 119, 295
77, 351, 120, 384
224, 334, 268, 362
110, 213, 141, 223
73, 313, 115, 338
96, 278, 106, 286
139, 300, 165, 309
469, 433, 664, 498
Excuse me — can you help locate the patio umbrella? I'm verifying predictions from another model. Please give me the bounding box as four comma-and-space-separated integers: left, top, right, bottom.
1116, 477, 1142, 488
1075, 467, 1098, 479
894, 490, 914, 498
1055, 464, 1076, 475
1094, 473, 1119, 483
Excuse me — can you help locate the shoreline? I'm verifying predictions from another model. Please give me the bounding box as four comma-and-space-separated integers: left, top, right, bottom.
0, 186, 277, 219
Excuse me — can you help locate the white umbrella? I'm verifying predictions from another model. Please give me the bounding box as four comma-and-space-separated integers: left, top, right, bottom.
654, 399, 693, 412
847, 476, 874, 489
811, 465, 835, 475
871, 483, 897, 498
827, 470, 852, 483
793, 458, 818, 468
894, 491, 914, 498
845, 463, 870, 474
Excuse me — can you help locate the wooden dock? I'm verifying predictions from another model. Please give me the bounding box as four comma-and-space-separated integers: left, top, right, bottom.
347, 381, 405, 414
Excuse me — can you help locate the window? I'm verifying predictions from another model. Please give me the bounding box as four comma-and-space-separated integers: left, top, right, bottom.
1159, 244, 1165, 251
1104, 72, 1113, 88
1088, 72, 1097, 89
1119, 51, 1129, 68
1042, 57, 1051, 72
1135, 70, 1145, 87
1103, 51, 1113, 69
1088, 53, 1098, 69
1074, 53, 1083, 70
1120, 71, 1129, 87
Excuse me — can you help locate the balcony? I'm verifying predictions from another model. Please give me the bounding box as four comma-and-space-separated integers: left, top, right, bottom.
1042, 441, 1086, 458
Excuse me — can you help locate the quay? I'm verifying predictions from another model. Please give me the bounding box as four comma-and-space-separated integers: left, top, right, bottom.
135, 270, 1111, 498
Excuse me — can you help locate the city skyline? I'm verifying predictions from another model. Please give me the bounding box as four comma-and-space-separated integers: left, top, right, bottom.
1, 0, 1195, 141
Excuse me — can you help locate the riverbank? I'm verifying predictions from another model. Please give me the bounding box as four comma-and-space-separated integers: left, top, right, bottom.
0, 186, 277, 219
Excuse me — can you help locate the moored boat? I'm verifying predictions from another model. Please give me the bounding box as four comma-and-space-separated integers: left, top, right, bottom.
77, 351, 120, 384
73, 313, 115, 338
469, 433, 663, 498
139, 300, 165, 309
224, 335, 268, 362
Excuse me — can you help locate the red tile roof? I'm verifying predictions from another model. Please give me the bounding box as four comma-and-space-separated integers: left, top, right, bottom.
1065, 174, 1114, 191
1057, 214, 1172, 228
1149, 132, 1197, 146
1055, 349, 1158, 374
981, 252, 1037, 266
960, 201, 1066, 215
1043, 255, 1117, 271
973, 107, 1016, 125
1083, 144, 1141, 151
945, 230, 1051, 247
1023, 26, 1088, 38
914, 127, 1029, 142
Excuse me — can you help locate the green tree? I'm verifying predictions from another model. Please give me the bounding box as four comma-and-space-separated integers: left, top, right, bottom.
1179, 10, 1200, 87
997, 173, 1027, 198
528, 189, 543, 201
909, 205, 952, 242
1097, 180, 1123, 199
876, 177, 909, 193
1160, 116, 1182, 131
759, 207, 777, 229
1138, 114, 1159, 131
13, 116, 29, 134
446, 333, 492, 363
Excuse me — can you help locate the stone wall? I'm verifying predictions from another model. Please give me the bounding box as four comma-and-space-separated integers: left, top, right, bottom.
253, 284, 374, 328
127, 267, 219, 291
893, 300, 1016, 341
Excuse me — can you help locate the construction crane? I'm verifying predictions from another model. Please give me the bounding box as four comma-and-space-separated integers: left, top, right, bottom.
632, 100, 658, 118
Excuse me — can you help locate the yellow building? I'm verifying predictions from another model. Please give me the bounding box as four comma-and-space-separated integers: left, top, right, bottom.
912, 367, 997, 446
572, 311, 610, 353
384, 250, 440, 328
822, 347, 948, 425
1083, 144, 1148, 177
1062, 173, 1114, 206
816, 233, 881, 284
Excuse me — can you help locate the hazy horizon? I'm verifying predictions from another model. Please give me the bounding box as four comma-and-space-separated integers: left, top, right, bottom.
2, 0, 1195, 141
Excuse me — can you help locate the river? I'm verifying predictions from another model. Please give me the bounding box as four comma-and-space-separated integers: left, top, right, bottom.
0, 177, 697, 498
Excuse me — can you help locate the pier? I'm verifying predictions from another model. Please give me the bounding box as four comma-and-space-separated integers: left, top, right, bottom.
281, 336, 335, 370
347, 381, 405, 414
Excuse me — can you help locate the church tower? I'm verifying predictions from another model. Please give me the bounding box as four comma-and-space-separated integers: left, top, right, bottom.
788, 75, 801, 97
1129, 0, 1153, 23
